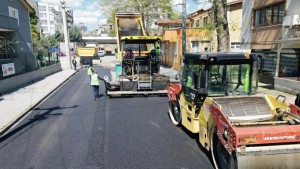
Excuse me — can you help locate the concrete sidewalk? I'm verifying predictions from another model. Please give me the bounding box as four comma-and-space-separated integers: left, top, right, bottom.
0, 59, 297, 136
0, 69, 76, 135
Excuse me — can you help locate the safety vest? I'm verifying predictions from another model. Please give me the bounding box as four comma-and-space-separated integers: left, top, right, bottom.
91, 74, 100, 86
87, 67, 93, 76
244, 66, 250, 93
72, 58, 77, 64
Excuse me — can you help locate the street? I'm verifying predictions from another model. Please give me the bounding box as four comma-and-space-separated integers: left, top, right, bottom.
0, 56, 214, 169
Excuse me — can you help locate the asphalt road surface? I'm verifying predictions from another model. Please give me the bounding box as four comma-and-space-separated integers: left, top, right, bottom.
0, 59, 214, 169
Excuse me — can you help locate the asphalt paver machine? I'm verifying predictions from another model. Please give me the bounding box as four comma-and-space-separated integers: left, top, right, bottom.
105, 36, 170, 97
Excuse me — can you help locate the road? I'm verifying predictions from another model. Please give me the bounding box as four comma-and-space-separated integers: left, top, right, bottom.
0, 56, 214, 169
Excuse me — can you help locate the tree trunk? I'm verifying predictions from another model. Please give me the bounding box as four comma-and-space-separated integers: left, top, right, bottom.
141, 13, 149, 36
213, 0, 230, 52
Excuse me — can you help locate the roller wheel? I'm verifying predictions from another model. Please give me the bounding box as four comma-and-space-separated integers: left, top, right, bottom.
168, 99, 181, 126
211, 128, 237, 169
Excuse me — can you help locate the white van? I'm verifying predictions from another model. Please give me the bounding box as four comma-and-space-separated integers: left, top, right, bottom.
98, 50, 105, 57
98, 47, 106, 57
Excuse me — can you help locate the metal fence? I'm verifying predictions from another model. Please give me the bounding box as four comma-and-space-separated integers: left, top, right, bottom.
0, 52, 60, 80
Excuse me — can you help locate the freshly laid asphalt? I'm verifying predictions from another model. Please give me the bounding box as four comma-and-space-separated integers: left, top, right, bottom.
0, 57, 297, 136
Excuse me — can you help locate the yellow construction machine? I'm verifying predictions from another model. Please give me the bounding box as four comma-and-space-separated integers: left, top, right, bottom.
168, 52, 300, 169
104, 13, 169, 97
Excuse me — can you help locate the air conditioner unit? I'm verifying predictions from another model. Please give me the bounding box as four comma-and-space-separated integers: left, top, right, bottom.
282, 15, 300, 28
291, 15, 300, 26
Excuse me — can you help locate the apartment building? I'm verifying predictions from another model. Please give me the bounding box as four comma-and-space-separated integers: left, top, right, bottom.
241, 0, 299, 85
37, 2, 73, 36
38, 2, 61, 35
98, 23, 114, 37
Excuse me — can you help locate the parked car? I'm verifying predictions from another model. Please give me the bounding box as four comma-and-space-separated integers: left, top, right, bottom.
98, 50, 106, 57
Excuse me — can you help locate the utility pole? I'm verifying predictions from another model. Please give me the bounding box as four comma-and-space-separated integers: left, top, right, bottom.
182, 0, 186, 67
210, 0, 214, 51
60, 0, 71, 69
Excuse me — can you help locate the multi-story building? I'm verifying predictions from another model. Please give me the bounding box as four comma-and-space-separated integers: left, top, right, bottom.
227, 0, 243, 52
155, 0, 243, 69
37, 2, 73, 36
0, 0, 37, 79
38, 2, 61, 35
98, 23, 114, 37
241, 0, 300, 93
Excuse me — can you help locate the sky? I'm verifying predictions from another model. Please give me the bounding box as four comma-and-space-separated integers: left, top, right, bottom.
38, 0, 212, 31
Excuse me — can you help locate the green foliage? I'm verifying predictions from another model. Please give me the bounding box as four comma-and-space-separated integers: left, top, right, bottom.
30, 12, 42, 56
99, 0, 176, 35
54, 31, 64, 42
69, 26, 82, 42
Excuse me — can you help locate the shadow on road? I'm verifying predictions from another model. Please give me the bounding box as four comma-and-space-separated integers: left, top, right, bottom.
165, 111, 215, 168
0, 105, 77, 145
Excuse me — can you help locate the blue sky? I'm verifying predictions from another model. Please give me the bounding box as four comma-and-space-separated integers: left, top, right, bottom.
39, 0, 212, 31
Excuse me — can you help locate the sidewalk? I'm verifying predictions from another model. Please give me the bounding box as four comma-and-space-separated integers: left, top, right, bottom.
0, 60, 297, 136
0, 69, 76, 135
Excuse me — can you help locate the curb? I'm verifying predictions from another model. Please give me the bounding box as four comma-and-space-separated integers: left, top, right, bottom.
0, 71, 77, 137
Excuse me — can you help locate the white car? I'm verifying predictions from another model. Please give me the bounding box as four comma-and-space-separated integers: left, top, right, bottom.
98, 50, 106, 57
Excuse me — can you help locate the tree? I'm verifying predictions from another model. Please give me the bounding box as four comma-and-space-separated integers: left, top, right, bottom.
193, 0, 230, 52
69, 26, 82, 42
30, 12, 42, 56
212, 0, 230, 52
51, 27, 82, 43
99, 0, 177, 35
54, 30, 64, 42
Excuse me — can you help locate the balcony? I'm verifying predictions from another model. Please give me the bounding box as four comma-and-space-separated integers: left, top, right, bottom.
0, 13, 18, 31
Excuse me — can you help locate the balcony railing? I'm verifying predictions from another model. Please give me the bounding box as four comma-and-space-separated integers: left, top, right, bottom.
0, 13, 18, 31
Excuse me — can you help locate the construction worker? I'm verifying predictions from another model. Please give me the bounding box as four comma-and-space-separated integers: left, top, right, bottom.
87, 66, 93, 81
155, 46, 160, 55
72, 56, 77, 70
90, 70, 103, 100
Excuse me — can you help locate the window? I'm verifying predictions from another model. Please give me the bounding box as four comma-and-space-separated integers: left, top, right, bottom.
266, 7, 272, 26
8, 7, 19, 26
42, 26, 48, 31
40, 20, 47, 25
230, 42, 241, 52
39, 13, 47, 18
39, 6, 46, 11
172, 42, 177, 55
191, 41, 200, 52
203, 17, 208, 27
49, 7, 54, 12
195, 20, 200, 28
49, 14, 54, 20
254, 2, 285, 28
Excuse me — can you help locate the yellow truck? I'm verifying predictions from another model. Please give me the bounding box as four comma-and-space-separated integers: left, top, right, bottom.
77, 47, 97, 66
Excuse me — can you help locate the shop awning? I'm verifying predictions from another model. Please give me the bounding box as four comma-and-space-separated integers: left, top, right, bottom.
274, 37, 300, 43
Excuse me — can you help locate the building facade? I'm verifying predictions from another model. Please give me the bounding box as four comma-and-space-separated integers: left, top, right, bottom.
98, 23, 114, 37
156, 0, 243, 70
241, 0, 300, 90
37, 2, 61, 36
0, 0, 37, 79
37, 2, 73, 36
